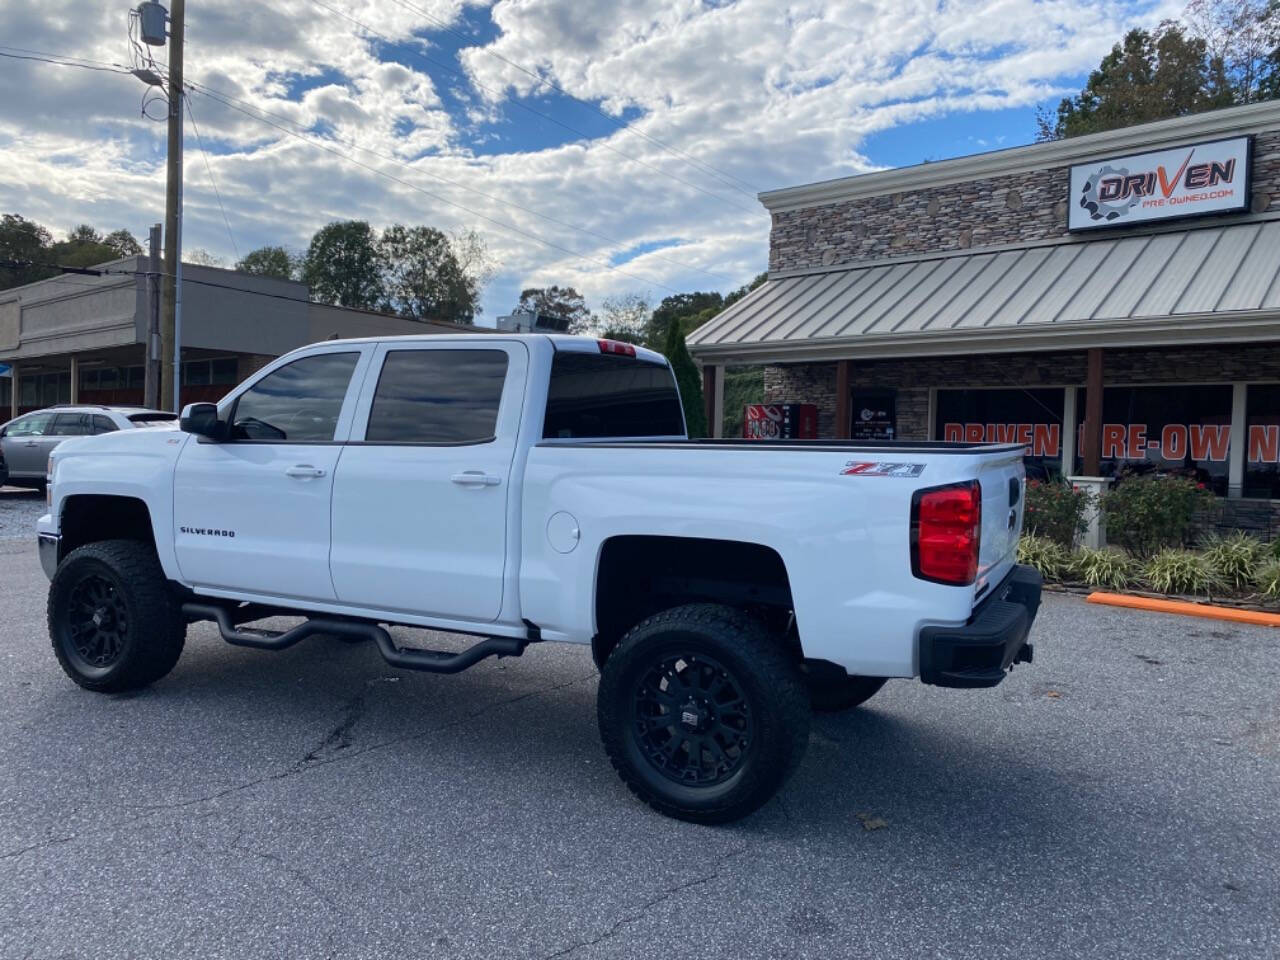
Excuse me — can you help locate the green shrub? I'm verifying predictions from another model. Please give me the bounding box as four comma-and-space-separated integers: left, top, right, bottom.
1102, 473, 1216, 556
1255, 558, 1280, 601
1017, 535, 1071, 582
1142, 549, 1227, 596
1071, 546, 1138, 590
1024, 480, 1092, 547
1201, 532, 1267, 589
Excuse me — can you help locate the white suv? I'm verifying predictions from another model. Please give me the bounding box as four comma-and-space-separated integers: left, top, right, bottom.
1, 405, 174, 489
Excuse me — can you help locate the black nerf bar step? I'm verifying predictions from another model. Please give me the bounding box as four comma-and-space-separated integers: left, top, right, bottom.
182, 603, 530, 674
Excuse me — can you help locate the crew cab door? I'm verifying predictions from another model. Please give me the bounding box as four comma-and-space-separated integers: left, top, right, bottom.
329, 341, 526, 622
173, 346, 372, 601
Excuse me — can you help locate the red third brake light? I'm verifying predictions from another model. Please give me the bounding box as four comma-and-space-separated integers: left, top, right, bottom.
597, 339, 636, 357
911, 481, 982, 586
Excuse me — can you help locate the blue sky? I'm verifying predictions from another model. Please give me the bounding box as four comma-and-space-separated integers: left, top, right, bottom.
0, 0, 1171, 321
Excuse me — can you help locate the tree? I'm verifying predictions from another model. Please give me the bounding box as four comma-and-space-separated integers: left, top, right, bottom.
0, 214, 55, 289
663, 322, 708, 438
515, 285, 592, 331
51, 224, 121, 269
185, 248, 226, 268
103, 230, 143, 258
236, 245, 297, 280
1185, 0, 1278, 103
1039, 25, 1230, 141
1039, 1, 1280, 141
724, 272, 767, 309
648, 291, 723, 347
378, 224, 478, 324
302, 220, 385, 310
597, 293, 650, 344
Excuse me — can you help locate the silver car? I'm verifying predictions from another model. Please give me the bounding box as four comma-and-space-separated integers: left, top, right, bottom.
0, 405, 176, 490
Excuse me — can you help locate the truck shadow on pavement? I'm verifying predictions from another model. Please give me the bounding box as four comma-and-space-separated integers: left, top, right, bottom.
28, 621, 1121, 856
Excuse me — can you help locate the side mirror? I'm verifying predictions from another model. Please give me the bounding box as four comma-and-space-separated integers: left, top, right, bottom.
180, 402, 226, 441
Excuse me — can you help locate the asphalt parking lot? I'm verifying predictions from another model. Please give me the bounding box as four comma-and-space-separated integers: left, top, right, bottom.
2, 519, 1278, 959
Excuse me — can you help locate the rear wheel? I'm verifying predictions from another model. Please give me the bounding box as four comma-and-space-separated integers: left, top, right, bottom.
48, 540, 186, 692
597, 603, 810, 824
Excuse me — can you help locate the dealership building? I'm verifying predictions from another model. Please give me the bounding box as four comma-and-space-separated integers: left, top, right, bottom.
689, 101, 1280, 520
1, 258, 466, 418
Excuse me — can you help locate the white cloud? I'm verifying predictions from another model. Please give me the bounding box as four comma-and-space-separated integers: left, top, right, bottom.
0, 0, 1161, 319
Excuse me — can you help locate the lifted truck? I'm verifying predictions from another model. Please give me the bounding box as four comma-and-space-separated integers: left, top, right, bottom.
38, 334, 1041, 823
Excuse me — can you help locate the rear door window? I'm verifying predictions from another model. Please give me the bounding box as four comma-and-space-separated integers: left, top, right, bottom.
52, 413, 92, 436
92, 415, 119, 434
543, 352, 684, 439
365, 349, 509, 444
231, 352, 360, 442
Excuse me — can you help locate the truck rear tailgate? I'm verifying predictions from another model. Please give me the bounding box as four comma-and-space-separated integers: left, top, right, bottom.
975, 449, 1027, 597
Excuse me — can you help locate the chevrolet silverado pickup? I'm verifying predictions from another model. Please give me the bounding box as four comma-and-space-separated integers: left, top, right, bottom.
37, 334, 1041, 822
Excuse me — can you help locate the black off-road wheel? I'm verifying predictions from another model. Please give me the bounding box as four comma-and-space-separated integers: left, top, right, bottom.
803, 661, 888, 712
597, 603, 810, 824
47, 540, 186, 693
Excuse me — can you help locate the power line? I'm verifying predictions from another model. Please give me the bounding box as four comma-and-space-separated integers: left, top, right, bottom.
184, 77, 740, 286
380, 0, 763, 198
185, 96, 239, 260
308, 0, 763, 217
0, 49, 130, 75
187, 84, 687, 295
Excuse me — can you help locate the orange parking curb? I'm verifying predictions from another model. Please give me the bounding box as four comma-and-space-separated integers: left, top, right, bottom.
1086, 592, 1280, 627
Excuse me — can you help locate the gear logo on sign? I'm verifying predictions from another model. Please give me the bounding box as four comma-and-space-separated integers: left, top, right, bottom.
1080, 163, 1140, 222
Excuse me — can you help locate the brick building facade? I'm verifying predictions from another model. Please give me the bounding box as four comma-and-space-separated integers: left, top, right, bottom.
689, 101, 1280, 506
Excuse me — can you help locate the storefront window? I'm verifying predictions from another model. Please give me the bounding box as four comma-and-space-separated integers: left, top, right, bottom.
1076, 385, 1232, 496
1245, 384, 1280, 499
935, 388, 1066, 480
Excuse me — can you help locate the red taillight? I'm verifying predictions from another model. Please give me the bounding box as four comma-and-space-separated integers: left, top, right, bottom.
911, 481, 981, 586
598, 339, 636, 357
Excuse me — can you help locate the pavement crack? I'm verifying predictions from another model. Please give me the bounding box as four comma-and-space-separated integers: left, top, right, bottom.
0, 834, 77, 862
301, 689, 368, 763
0, 670, 598, 863
543, 846, 747, 959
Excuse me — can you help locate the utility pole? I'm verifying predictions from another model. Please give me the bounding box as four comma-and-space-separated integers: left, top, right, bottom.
160, 0, 184, 412
145, 223, 162, 409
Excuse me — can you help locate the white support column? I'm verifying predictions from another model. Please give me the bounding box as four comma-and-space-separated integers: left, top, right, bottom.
69, 356, 79, 405
712, 367, 725, 439
1061, 386, 1077, 480
1228, 382, 1247, 498
9, 363, 17, 420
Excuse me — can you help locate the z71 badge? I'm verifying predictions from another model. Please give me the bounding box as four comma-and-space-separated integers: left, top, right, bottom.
841, 461, 926, 478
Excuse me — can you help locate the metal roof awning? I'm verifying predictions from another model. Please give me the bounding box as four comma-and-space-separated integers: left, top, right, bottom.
688, 219, 1280, 363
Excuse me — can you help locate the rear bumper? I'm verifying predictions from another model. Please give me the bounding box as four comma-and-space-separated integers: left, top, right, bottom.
919, 564, 1042, 688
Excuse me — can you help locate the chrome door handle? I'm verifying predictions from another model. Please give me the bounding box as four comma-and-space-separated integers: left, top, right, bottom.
451, 471, 501, 487
24, 441, 38, 447
285, 464, 326, 479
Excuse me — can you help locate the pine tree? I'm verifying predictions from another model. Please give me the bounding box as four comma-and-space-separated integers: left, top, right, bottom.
663, 322, 708, 439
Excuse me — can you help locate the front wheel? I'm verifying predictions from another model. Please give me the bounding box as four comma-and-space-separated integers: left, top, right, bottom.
47, 540, 186, 692
597, 603, 810, 824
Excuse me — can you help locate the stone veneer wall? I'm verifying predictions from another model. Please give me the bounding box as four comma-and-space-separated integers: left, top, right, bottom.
762, 343, 1280, 441
769, 132, 1280, 273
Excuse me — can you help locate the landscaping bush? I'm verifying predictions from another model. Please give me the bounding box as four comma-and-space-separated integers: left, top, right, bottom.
1071, 546, 1138, 590
1142, 549, 1227, 596
1017, 535, 1071, 582
1023, 480, 1091, 546
1102, 473, 1216, 556
1201, 532, 1267, 590
1256, 558, 1280, 601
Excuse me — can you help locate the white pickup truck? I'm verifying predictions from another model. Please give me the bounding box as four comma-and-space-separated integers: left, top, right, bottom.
38, 334, 1040, 822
